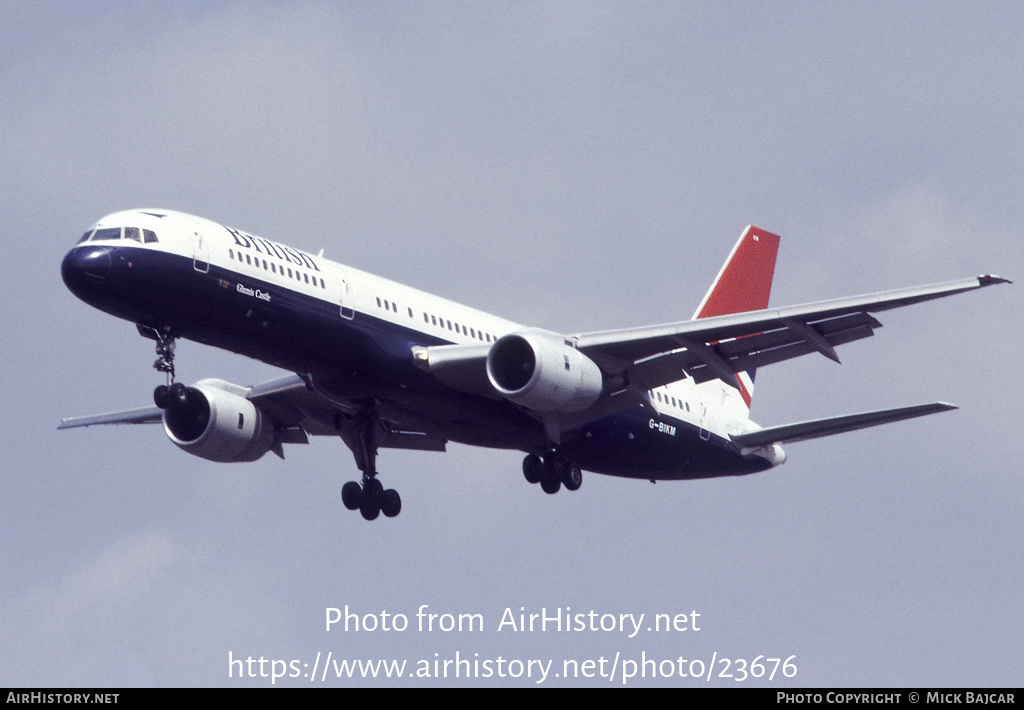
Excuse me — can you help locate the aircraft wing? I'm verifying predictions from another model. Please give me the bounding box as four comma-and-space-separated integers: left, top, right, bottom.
412, 274, 1008, 403
246, 374, 447, 452
59, 374, 447, 455
58, 406, 163, 429
575, 275, 1010, 391
730, 402, 957, 448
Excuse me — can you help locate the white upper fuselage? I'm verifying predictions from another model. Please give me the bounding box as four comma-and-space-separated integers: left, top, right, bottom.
69, 209, 763, 457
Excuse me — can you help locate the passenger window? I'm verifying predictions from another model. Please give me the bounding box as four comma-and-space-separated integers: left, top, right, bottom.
91, 227, 121, 241
143, 229, 158, 243
304, 273, 309, 284
431, 316, 437, 326
246, 255, 252, 265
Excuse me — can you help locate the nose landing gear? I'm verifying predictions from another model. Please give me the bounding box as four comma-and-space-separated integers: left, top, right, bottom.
137, 324, 181, 408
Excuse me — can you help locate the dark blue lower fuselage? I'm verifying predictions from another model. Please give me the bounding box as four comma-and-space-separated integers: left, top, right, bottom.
62, 244, 773, 481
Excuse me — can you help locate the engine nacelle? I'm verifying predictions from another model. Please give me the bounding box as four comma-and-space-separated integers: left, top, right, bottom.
486, 328, 604, 413
162, 379, 275, 462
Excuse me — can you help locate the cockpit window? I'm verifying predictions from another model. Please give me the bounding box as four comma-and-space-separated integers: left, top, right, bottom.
124, 227, 141, 242
143, 229, 158, 243
77, 230, 94, 244
91, 227, 122, 241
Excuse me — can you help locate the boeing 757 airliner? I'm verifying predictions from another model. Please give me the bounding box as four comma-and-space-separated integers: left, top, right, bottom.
60, 210, 1008, 520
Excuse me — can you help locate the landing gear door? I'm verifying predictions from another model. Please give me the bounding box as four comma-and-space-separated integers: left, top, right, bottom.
335, 264, 354, 319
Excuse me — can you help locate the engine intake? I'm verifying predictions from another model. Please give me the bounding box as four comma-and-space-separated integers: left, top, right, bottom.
486, 328, 604, 413
161, 379, 275, 462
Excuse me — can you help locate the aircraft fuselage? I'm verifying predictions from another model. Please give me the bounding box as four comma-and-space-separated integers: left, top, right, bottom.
61, 209, 773, 482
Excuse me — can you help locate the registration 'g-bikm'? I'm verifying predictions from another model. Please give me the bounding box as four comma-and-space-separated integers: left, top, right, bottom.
60, 211, 1009, 520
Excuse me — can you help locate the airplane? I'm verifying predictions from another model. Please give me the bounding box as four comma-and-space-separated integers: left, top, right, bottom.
60, 209, 1009, 520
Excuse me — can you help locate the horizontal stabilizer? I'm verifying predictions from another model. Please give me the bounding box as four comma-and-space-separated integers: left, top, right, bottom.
730, 402, 957, 448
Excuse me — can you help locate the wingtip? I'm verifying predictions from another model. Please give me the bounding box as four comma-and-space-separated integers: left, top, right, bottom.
979, 274, 1012, 286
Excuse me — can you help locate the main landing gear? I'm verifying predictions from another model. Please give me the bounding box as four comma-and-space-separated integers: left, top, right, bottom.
522, 452, 582, 495
341, 478, 401, 521
336, 408, 402, 521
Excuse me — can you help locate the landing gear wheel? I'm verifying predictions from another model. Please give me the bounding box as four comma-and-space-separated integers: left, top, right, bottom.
364, 477, 384, 501
540, 476, 561, 494
153, 384, 169, 409
540, 458, 562, 494
563, 464, 583, 491
359, 477, 384, 520
341, 481, 362, 510
360, 498, 381, 521
381, 489, 402, 518
169, 382, 188, 405
522, 454, 543, 484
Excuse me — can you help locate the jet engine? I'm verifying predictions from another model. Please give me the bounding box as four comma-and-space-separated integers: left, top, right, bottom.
486, 328, 604, 413
159, 378, 275, 462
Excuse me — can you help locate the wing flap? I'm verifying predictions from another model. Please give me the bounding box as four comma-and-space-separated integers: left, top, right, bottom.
730, 402, 957, 448
621, 311, 882, 391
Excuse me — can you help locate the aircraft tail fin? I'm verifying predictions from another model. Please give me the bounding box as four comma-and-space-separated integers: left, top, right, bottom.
692, 226, 780, 412
692, 225, 781, 320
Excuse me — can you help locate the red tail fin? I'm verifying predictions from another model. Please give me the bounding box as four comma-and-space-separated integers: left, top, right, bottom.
692, 226, 780, 411
692, 226, 780, 319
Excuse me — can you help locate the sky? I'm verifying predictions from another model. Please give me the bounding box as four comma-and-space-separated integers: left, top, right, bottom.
1, 1, 1021, 688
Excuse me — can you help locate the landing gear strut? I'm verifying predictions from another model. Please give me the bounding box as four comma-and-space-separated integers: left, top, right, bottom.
522, 452, 582, 495
153, 335, 176, 384
137, 324, 179, 407
336, 407, 402, 520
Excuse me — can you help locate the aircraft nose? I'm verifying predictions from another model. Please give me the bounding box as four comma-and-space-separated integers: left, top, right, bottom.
61, 245, 111, 298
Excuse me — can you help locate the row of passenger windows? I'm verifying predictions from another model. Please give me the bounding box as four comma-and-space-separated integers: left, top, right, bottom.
78, 227, 159, 244
375, 296, 497, 343
651, 389, 691, 412
229, 249, 326, 289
